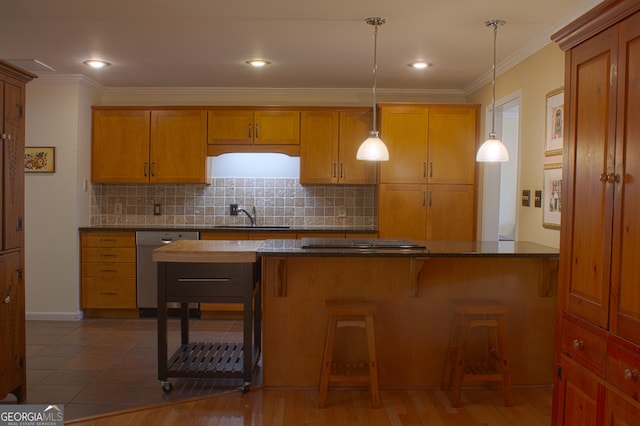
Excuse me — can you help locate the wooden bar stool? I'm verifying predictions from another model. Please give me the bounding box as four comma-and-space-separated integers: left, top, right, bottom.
441, 302, 513, 407
318, 301, 380, 408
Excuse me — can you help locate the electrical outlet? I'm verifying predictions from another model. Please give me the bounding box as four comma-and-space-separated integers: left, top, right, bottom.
337, 206, 347, 217
154, 204, 161, 215
114, 203, 123, 214
230, 204, 239, 215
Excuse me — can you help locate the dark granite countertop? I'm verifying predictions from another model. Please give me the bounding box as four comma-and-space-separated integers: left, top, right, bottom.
257, 239, 559, 258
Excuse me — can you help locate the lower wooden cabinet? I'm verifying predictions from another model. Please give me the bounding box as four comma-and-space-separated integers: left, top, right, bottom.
378, 183, 474, 241
555, 355, 604, 426
80, 231, 137, 312
0, 252, 25, 401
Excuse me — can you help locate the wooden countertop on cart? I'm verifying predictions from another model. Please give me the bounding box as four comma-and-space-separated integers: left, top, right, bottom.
152, 240, 262, 263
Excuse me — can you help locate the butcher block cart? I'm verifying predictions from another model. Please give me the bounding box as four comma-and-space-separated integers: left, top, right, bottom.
153, 240, 262, 393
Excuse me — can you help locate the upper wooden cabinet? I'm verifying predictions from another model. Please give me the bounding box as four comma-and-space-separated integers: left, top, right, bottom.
207, 108, 300, 156
378, 104, 478, 185
300, 108, 376, 184
552, 1, 640, 423
92, 108, 208, 184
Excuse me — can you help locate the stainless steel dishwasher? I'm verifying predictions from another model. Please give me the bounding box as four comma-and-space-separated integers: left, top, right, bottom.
136, 231, 199, 316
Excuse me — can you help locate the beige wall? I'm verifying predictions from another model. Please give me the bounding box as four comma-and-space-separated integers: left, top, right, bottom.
467, 42, 564, 248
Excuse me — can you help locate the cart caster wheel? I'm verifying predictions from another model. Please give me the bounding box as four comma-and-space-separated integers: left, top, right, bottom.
241, 383, 250, 393
161, 381, 173, 393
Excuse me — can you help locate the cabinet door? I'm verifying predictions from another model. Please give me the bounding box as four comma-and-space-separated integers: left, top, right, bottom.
379, 106, 428, 184
299, 110, 339, 184
92, 109, 150, 183
556, 356, 604, 426
610, 12, 640, 346
426, 184, 474, 241
604, 388, 640, 425
0, 252, 24, 399
150, 110, 207, 183
254, 110, 300, 145
207, 110, 253, 145
339, 110, 376, 184
563, 27, 618, 330
2, 81, 25, 250
378, 183, 426, 240
427, 107, 477, 185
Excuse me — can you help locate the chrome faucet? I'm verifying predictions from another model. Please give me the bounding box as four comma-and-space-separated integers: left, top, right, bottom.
238, 206, 257, 226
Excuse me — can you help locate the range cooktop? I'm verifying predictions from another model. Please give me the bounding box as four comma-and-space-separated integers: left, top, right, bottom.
301, 238, 426, 250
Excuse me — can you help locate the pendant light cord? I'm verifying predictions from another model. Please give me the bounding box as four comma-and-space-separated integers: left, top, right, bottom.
486, 19, 504, 138
372, 22, 379, 133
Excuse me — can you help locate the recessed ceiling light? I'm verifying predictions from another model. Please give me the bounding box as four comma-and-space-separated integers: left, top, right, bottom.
410, 61, 431, 69
83, 59, 111, 69
246, 59, 271, 67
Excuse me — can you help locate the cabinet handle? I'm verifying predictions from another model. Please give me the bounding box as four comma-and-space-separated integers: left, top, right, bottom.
429, 162, 433, 178
2, 133, 11, 141
247, 123, 252, 138
571, 339, 584, 350
624, 368, 638, 382
99, 291, 119, 296
607, 173, 619, 183
599, 173, 607, 182
144, 162, 148, 177
100, 269, 118, 273
429, 191, 432, 207
332, 163, 337, 178
255, 123, 259, 138
423, 162, 427, 178
100, 253, 117, 258
100, 238, 117, 242
422, 191, 426, 207
151, 162, 155, 177
340, 163, 344, 179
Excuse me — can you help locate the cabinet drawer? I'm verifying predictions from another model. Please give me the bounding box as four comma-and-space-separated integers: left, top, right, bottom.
81, 231, 135, 247
164, 263, 254, 302
561, 319, 607, 377
607, 340, 640, 403
82, 263, 136, 278
82, 247, 136, 263
82, 278, 137, 309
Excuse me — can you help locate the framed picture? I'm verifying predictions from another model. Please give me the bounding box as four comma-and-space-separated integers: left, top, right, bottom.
545, 87, 564, 156
543, 163, 562, 229
24, 146, 55, 173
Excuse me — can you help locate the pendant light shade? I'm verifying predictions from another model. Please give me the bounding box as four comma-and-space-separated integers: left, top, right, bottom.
357, 17, 389, 162
476, 19, 509, 163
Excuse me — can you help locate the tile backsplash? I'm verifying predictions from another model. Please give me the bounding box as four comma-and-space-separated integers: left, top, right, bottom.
91, 178, 376, 228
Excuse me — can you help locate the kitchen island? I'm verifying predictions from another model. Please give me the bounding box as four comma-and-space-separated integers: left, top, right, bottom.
155, 239, 558, 389
258, 239, 558, 388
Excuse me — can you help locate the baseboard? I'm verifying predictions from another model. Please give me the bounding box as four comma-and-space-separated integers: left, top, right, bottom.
26, 311, 84, 321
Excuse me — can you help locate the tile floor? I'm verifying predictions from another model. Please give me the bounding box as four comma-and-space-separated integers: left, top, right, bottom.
1, 317, 252, 421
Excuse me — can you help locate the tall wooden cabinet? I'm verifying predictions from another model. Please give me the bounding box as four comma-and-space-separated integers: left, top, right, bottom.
377, 104, 478, 241
551, 0, 640, 423
299, 108, 376, 184
92, 107, 208, 183
0, 60, 34, 402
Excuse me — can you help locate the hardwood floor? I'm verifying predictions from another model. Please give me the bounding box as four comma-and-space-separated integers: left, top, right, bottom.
1, 318, 552, 425
66, 386, 552, 425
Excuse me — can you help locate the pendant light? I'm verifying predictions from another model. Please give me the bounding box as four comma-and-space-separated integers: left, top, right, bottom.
356, 17, 389, 162
476, 19, 509, 162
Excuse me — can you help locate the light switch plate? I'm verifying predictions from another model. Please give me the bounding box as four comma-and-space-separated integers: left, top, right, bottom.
522, 190, 531, 207
534, 190, 542, 208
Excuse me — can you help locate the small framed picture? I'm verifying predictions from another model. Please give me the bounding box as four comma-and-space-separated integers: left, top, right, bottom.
543, 163, 562, 229
25, 146, 55, 173
545, 88, 564, 156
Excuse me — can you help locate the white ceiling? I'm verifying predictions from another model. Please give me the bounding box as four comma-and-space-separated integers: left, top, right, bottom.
1, 0, 604, 93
